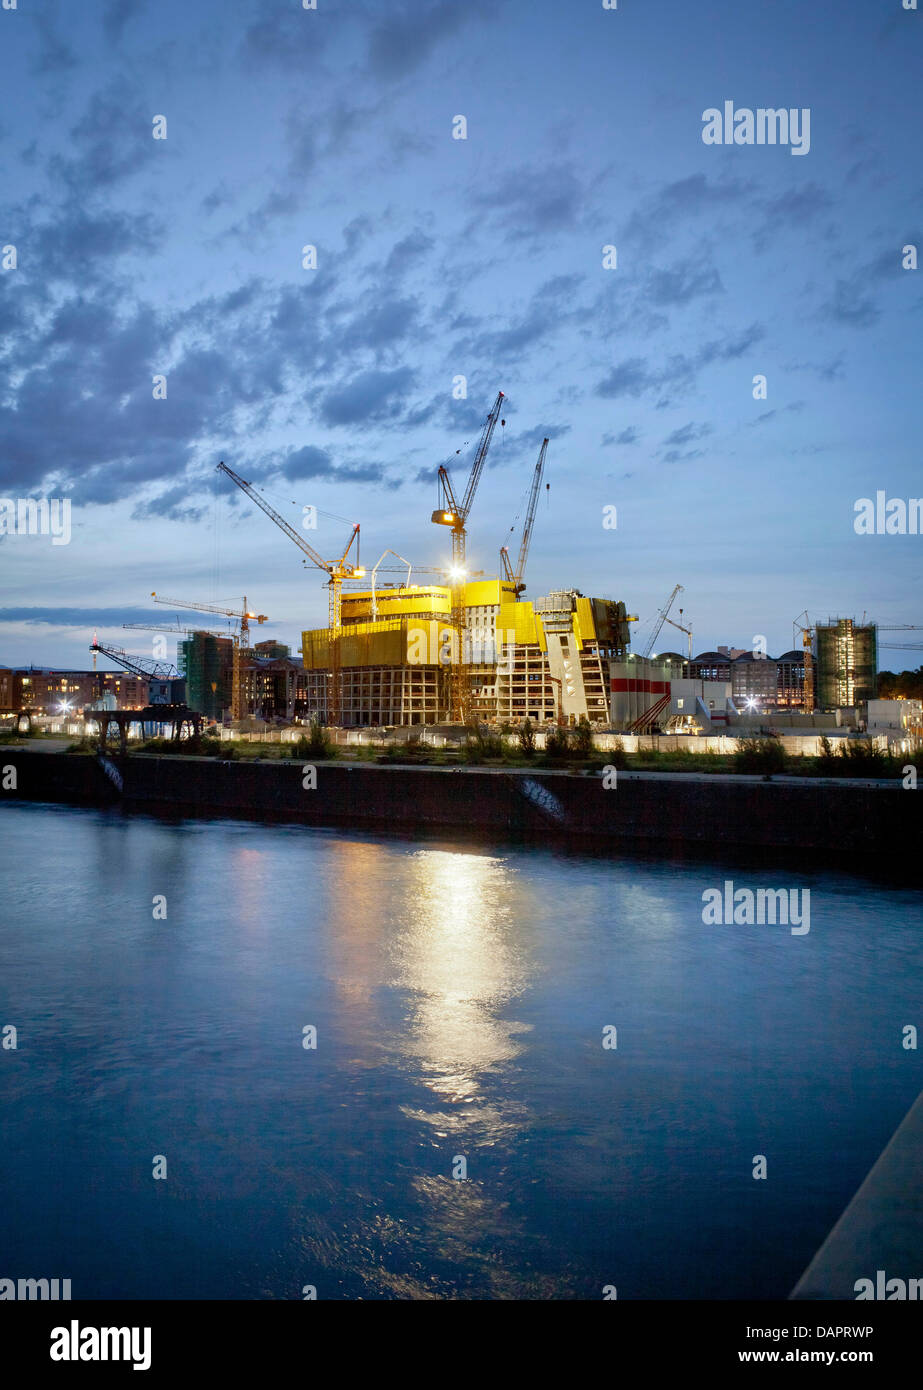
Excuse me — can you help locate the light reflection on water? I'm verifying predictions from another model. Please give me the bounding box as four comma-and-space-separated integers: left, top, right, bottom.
0, 802, 920, 1300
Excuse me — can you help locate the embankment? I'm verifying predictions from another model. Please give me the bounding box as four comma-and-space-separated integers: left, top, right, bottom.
1, 749, 920, 862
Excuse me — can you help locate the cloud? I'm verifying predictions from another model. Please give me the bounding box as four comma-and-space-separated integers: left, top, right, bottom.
466, 275, 584, 359
645, 255, 723, 306
785, 354, 845, 382
626, 174, 754, 244
595, 324, 765, 403
131, 484, 210, 523
471, 163, 583, 240
384, 230, 435, 278
662, 422, 711, 448
596, 358, 656, 400
0, 607, 177, 628
31, 4, 77, 75
241, 7, 330, 70
601, 428, 639, 446
318, 367, 415, 427
339, 297, 420, 352
50, 82, 160, 194
280, 445, 335, 481
366, 2, 475, 81
103, 0, 145, 45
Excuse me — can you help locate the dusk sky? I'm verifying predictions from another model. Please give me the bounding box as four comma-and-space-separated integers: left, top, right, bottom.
1, 0, 920, 672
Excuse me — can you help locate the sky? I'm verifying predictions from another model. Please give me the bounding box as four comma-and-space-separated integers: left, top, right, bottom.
1, 0, 921, 673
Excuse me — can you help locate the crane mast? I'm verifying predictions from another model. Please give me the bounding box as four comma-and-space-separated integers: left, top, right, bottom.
430, 391, 505, 722
151, 592, 268, 721
515, 437, 548, 590
793, 612, 815, 713
431, 390, 504, 568
643, 584, 684, 658
216, 461, 363, 727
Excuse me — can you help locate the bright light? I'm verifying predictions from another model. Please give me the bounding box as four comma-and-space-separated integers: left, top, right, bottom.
58, 699, 72, 713
449, 566, 467, 582
746, 697, 759, 710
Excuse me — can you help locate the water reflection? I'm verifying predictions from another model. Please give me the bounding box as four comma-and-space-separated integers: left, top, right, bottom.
392, 849, 534, 1106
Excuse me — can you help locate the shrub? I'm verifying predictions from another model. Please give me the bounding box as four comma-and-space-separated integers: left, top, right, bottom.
570, 717, 594, 758
544, 725, 570, 760
838, 738, 889, 776
816, 734, 839, 775
733, 735, 787, 775
518, 718, 536, 758
605, 736, 627, 770
462, 729, 505, 762
292, 721, 333, 760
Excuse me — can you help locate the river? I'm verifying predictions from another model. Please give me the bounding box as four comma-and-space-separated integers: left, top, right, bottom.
0, 801, 920, 1299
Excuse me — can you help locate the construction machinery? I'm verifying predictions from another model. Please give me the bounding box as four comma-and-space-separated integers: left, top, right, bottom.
88, 640, 186, 706
430, 390, 506, 720
793, 613, 815, 712
216, 461, 363, 726
500, 436, 548, 596
643, 585, 684, 658
877, 625, 923, 652
151, 593, 268, 721
663, 607, 693, 661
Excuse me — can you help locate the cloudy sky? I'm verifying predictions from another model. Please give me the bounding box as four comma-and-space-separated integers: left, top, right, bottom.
1, 0, 920, 671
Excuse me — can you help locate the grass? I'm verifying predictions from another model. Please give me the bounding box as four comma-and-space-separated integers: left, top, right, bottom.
53, 726, 922, 781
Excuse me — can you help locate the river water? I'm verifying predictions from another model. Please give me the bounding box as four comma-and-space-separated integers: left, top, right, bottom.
0, 800, 919, 1300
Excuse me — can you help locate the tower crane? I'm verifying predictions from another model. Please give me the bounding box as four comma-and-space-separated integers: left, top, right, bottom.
793, 613, 815, 712
500, 437, 548, 596
662, 608, 693, 661
877, 625, 923, 652
216, 461, 363, 726
431, 390, 505, 571
643, 585, 684, 658
151, 593, 268, 722
430, 390, 505, 721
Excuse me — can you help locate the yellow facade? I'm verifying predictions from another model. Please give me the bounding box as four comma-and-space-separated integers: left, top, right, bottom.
303, 617, 460, 670
303, 582, 617, 672
341, 586, 452, 624
496, 600, 546, 651
464, 579, 517, 607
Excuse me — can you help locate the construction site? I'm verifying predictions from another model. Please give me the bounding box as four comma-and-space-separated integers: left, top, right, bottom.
3, 391, 920, 745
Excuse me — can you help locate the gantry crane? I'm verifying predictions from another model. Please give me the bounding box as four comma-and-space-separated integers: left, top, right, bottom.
151, 593, 268, 722
500, 437, 548, 596
430, 390, 505, 721
216, 461, 363, 726
89, 641, 177, 682
643, 585, 684, 658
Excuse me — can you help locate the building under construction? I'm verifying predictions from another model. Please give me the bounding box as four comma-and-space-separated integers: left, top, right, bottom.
815, 618, 878, 708
300, 580, 632, 727
178, 633, 235, 721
